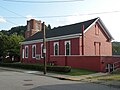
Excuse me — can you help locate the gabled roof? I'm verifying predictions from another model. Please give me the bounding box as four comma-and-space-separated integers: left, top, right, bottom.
24, 17, 113, 42
97, 18, 114, 41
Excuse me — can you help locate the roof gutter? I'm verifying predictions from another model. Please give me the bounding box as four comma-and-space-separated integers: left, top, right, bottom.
20, 33, 82, 45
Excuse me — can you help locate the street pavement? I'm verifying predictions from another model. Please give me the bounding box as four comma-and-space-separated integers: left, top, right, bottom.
0, 67, 119, 90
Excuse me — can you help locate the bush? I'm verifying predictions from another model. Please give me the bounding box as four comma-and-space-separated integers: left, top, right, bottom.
47, 66, 71, 72
0, 63, 71, 73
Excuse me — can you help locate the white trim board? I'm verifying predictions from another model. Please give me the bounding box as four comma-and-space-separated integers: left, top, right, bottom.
21, 33, 82, 45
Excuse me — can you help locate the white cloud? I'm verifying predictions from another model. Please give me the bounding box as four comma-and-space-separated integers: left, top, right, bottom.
0, 16, 6, 23
26, 15, 36, 20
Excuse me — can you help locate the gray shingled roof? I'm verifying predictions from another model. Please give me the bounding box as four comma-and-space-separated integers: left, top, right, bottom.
24, 18, 98, 41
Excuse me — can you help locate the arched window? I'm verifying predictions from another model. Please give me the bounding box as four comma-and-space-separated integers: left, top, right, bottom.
65, 41, 70, 55
54, 42, 59, 55
41, 44, 44, 58
32, 45, 36, 58
22, 49, 24, 59
25, 46, 28, 58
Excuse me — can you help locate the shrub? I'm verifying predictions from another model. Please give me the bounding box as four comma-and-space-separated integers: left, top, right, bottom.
0, 63, 71, 73
47, 66, 71, 72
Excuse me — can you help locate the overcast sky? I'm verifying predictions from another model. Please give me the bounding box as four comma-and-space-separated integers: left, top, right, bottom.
0, 0, 120, 41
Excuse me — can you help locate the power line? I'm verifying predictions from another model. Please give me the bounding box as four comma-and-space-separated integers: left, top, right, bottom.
3, 0, 84, 3
6, 20, 18, 25
0, 5, 24, 26
0, 5, 24, 17
3, 10, 120, 19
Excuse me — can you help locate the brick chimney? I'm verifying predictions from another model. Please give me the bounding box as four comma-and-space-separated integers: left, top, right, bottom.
25, 19, 41, 39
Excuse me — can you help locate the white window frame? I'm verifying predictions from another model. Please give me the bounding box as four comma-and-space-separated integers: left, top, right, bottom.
41, 44, 43, 58
25, 46, 28, 58
54, 42, 59, 56
22, 49, 24, 59
65, 41, 71, 56
32, 45, 36, 58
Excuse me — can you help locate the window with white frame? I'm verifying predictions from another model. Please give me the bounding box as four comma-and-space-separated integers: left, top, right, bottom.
41, 44, 44, 58
32, 45, 36, 58
25, 46, 28, 58
54, 42, 59, 55
22, 49, 24, 59
65, 41, 71, 55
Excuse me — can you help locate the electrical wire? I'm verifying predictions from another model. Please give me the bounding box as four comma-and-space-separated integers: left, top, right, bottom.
0, 5, 24, 17
6, 20, 18, 25
0, 5, 24, 26
2, 10, 120, 19
3, 0, 84, 3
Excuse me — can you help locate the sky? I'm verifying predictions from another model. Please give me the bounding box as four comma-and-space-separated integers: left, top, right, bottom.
0, 0, 120, 41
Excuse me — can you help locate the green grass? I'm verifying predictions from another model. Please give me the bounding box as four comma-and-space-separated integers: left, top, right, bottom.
51, 68, 97, 76
92, 74, 120, 81
88, 69, 120, 81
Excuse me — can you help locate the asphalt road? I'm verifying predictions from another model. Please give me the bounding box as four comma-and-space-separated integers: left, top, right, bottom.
0, 68, 119, 90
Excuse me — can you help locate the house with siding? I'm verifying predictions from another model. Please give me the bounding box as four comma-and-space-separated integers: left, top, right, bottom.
20, 17, 120, 72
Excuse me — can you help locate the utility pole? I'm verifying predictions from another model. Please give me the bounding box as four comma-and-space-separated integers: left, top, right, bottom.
42, 22, 47, 75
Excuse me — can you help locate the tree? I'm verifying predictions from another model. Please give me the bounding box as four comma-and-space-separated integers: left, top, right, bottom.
8, 33, 24, 60
112, 42, 120, 55
0, 25, 25, 62
0, 25, 26, 37
0, 32, 24, 61
8, 26, 26, 36
0, 32, 9, 59
48, 24, 51, 30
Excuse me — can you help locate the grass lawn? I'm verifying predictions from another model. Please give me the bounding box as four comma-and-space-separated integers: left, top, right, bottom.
91, 74, 120, 81
88, 69, 120, 81
51, 68, 97, 76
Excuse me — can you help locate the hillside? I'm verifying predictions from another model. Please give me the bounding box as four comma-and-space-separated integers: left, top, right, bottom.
0, 26, 26, 37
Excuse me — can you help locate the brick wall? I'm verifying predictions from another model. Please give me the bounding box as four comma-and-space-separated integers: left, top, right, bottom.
84, 23, 112, 56
25, 19, 41, 38
50, 56, 120, 72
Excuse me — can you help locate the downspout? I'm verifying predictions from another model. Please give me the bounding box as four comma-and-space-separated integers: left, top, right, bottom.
82, 25, 84, 55
48, 41, 50, 63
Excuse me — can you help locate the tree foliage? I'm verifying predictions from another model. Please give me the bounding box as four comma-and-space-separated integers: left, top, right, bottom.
0, 25, 26, 37
8, 26, 26, 36
0, 24, 51, 61
0, 32, 9, 58
8, 33, 24, 57
0, 32, 24, 61
112, 42, 120, 55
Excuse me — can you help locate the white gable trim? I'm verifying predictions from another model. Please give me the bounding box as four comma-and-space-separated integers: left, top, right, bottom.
21, 33, 82, 45
84, 18, 99, 33
84, 17, 113, 41
97, 19, 114, 40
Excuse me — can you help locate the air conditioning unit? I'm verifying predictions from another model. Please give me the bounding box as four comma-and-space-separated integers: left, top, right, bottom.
36, 54, 40, 60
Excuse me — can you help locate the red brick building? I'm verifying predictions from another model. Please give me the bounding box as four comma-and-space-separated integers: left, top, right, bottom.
20, 17, 120, 72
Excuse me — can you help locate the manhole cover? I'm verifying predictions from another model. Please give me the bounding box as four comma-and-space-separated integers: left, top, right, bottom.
23, 84, 34, 86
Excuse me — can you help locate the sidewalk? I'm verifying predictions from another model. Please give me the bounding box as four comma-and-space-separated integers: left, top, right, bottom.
0, 67, 120, 88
